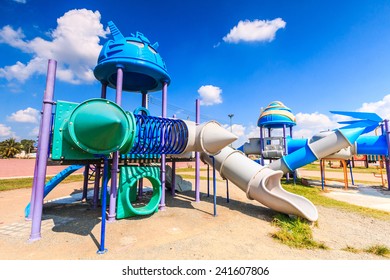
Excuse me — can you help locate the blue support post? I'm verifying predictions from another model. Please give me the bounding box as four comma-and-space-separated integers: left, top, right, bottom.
348, 160, 355, 185
211, 156, 217, 217
320, 159, 325, 190
97, 157, 109, 254
207, 164, 210, 197
226, 179, 230, 203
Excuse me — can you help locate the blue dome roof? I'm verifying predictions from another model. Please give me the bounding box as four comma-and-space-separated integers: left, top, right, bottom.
257, 101, 296, 128
94, 21, 170, 92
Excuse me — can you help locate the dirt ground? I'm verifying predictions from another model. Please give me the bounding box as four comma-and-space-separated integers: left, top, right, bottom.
0, 159, 390, 260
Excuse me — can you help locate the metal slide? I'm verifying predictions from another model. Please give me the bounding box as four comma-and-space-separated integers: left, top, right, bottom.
25, 165, 84, 217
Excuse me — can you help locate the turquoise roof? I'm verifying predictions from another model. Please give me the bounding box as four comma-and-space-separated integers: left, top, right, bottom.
94, 21, 170, 92
257, 101, 296, 128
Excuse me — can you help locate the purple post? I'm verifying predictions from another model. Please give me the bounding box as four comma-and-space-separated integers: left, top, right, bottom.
384, 120, 390, 190
94, 82, 106, 209
207, 164, 210, 197
29, 59, 57, 241
138, 91, 149, 198
81, 164, 89, 202
26, 113, 44, 220
282, 125, 287, 155
141, 91, 148, 109
195, 99, 201, 202
171, 113, 177, 196
289, 126, 296, 184
101, 83, 107, 99
92, 164, 101, 209
108, 66, 123, 222
171, 161, 176, 196
159, 81, 168, 209
283, 125, 290, 182
320, 159, 325, 190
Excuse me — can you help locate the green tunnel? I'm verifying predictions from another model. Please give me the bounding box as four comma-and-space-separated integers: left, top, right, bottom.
116, 165, 161, 219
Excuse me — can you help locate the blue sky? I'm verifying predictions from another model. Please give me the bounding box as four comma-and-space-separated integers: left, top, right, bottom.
1, 0, 390, 147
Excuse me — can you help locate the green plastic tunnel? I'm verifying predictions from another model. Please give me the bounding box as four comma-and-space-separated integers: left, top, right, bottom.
116, 166, 161, 219
65, 98, 136, 155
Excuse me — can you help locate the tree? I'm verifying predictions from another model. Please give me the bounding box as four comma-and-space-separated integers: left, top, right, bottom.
21, 139, 36, 154
0, 138, 22, 158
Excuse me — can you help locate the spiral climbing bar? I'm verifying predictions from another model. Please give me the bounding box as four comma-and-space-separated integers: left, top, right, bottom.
130, 114, 188, 155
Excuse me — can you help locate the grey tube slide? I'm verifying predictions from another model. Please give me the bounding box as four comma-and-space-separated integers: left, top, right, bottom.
201, 147, 319, 221
200, 127, 367, 222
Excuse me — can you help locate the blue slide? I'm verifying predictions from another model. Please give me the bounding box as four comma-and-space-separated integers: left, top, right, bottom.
25, 165, 84, 217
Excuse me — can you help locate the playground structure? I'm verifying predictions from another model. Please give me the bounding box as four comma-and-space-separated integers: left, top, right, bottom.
27, 21, 388, 254
239, 102, 390, 190
27, 22, 238, 251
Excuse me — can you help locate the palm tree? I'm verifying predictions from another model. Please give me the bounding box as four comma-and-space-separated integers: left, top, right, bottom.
0, 138, 22, 158
21, 139, 36, 154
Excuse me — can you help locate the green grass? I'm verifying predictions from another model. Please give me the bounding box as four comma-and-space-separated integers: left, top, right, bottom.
302, 175, 384, 186
301, 163, 384, 174
271, 213, 328, 249
178, 174, 223, 182
281, 180, 390, 221
364, 244, 390, 257
0, 174, 84, 191
342, 246, 360, 254
342, 244, 390, 258
176, 167, 207, 172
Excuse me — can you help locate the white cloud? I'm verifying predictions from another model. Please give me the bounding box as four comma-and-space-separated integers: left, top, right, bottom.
29, 126, 39, 138
0, 9, 108, 84
0, 124, 16, 140
13, 0, 27, 3
223, 18, 286, 44
293, 112, 338, 139
223, 124, 259, 148
197, 85, 223, 106
357, 94, 390, 120
7, 107, 40, 123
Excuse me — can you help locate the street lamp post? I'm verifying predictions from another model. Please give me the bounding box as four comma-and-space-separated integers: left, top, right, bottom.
228, 114, 234, 147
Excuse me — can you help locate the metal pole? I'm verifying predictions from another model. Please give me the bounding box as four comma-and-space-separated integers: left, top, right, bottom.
226, 180, 230, 203
94, 82, 106, 209
92, 164, 101, 209
171, 161, 176, 196
82, 164, 89, 202
207, 164, 210, 197
342, 160, 348, 190
108, 66, 123, 222
101, 82, 107, 99
195, 99, 200, 202
29, 59, 57, 241
384, 120, 390, 190
348, 160, 355, 185
283, 124, 289, 182
228, 114, 234, 148
97, 157, 109, 254
138, 91, 148, 198
289, 126, 296, 184
27, 111, 44, 220
159, 81, 168, 209
260, 127, 264, 165
212, 156, 217, 216
320, 159, 325, 190
141, 91, 148, 109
